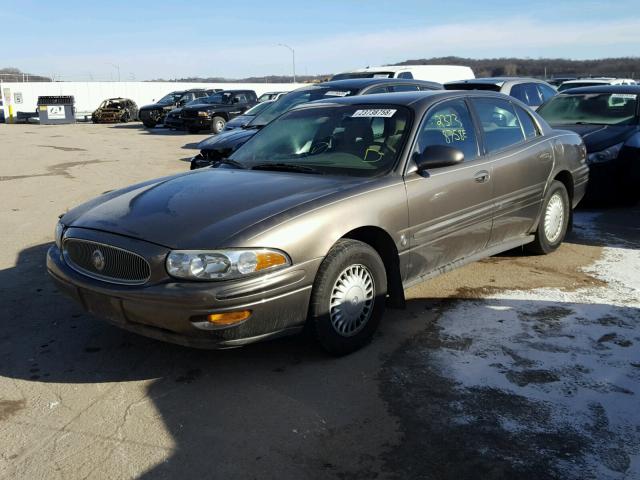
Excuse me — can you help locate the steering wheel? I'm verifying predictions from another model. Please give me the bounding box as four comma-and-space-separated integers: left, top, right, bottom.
310, 140, 330, 155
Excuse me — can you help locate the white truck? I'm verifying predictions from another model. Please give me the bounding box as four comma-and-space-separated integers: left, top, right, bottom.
331, 65, 475, 84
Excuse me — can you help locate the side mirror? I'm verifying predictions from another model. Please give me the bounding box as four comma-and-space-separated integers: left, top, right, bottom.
414, 145, 464, 173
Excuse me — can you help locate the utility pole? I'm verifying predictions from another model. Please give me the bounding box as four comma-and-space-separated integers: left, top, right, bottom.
278, 43, 296, 83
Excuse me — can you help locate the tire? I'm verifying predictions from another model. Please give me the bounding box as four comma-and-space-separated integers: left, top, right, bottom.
308, 239, 387, 355
142, 120, 157, 128
526, 180, 570, 255
211, 116, 226, 134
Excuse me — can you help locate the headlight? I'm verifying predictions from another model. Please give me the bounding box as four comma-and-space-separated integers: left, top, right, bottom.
197, 111, 210, 117
54, 220, 65, 248
587, 142, 623, 164
166, 249, 290, 281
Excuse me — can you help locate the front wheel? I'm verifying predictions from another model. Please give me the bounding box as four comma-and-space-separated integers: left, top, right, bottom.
526, 180, 570, 255
308, 239, 387, 355
211, 116, 226, 134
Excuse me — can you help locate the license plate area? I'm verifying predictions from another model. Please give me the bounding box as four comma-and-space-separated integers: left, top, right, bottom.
81, 290, 127, 325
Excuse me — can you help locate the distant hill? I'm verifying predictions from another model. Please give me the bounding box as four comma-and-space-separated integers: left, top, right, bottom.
0, 67, 51, 82
393, 56, 640, 79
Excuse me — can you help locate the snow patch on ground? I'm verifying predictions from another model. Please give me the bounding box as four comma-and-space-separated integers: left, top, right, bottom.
431, 212, 640, 479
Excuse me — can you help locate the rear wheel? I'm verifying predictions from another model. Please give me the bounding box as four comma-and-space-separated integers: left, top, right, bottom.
211, 116, 226, 134
308, 239, 387, 355
526, 180, 570, 255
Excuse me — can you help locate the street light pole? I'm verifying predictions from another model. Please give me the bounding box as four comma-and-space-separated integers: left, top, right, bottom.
278, 43, 296, 83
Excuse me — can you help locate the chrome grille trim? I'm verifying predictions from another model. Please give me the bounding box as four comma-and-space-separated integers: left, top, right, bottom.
62, 238, 151, 285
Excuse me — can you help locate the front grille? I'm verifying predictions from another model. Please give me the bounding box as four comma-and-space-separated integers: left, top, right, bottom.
181, 110, 200, 118
63, 238, 151, 285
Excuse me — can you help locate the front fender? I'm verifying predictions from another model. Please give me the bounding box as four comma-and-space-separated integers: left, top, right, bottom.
228, 178, 409, 265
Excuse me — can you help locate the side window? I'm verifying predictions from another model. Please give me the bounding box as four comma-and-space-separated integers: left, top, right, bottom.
391, 84, 419, 92
514, 105, 539, 139
510, 83, 542, 106
415, 99, 479, 162
364, 86, 390, 95
397, 71, 414, 79
234, 94, 248, 104
537, 84, 557, 102
471, 98, 526, 153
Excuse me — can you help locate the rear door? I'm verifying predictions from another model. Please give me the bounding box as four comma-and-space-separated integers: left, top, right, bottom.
469, 97, 554, 246
404, 98, 493, 280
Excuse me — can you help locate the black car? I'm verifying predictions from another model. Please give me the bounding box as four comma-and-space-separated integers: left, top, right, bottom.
537, 85, 640, 205
190, 78, 443, 170
138, 89, 219, 128
445, 77, 557, 110
181, 90, 258, 134
223, 100, 275, 131
164, 96, 224, 130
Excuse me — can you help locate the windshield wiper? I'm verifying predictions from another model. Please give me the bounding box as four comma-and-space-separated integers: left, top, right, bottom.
214, 158, 247, 169
242, 123, 265, 130
251, 163, 323, 174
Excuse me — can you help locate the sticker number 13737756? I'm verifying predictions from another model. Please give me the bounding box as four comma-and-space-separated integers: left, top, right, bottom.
352, 109, 397, 118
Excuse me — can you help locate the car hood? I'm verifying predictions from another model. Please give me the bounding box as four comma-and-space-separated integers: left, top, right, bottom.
140, 103, 174, 111
198, 128, 257, 152
62, 168, 365, 249
551, 124, 638, 152
183, 103, 229, 111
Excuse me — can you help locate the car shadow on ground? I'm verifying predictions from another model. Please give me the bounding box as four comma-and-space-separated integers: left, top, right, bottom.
1, 236, 638, 479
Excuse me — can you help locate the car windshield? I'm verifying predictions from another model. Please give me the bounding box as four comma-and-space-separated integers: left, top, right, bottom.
242, 101, 273, 116
248, 86, 359, 127
158, 92, 183, 104
100, 100, 122, 108
537, 93, 638, 126
331, 72, 394, 80
229, 104, 411, 177
558, 82, 606, 92
200, 92, 234, 105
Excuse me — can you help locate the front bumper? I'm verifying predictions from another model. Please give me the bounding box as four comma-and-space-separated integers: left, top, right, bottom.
164, 116, 184, 129
182, 117, 210, 130
47, 240, 321, 349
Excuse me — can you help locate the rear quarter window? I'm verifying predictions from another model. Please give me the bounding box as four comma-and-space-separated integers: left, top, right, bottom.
471, 98, 526, 153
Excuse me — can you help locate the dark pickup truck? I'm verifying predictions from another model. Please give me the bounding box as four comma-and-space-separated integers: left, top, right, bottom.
138, 89, 218, 128
180, 90, 258, 133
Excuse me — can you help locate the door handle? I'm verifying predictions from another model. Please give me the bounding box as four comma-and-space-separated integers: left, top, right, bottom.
474, 170, 490, 183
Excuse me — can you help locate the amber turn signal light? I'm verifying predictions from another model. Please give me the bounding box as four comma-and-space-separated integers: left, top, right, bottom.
207, 310, 252, 326
255, 251, 288, 271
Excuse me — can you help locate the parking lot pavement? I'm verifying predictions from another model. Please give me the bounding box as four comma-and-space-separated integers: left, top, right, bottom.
0, 123, 638, 479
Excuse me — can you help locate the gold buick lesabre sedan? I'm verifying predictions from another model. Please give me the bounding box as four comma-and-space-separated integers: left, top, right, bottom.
48, 91, 588, 355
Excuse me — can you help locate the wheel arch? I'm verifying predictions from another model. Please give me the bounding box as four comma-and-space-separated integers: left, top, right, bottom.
341, 226, 405, 308
553, 170, 574, 233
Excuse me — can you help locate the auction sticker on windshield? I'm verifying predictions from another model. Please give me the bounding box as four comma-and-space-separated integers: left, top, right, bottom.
325, 91, 350, 97
352, 109, 397, 118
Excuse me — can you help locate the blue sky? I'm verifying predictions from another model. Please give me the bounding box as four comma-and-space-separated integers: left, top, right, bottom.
3, 0, 640, 80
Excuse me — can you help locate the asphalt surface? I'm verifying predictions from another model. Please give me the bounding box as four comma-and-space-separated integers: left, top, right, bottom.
0, 122, 638, 479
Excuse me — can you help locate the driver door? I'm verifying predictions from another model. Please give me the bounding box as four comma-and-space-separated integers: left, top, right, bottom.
403, 98, 494, 281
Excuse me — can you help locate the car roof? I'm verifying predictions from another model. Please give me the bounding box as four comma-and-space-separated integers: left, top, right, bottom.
216, 89, 255, 94
558, 84, 640, 95
317, 78, 442, 90
446, 77, 543, 86
297, 90, 513, 111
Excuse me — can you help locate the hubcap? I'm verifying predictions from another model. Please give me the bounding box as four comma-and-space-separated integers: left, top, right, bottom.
215, 120, 225, 131
329, 264, 375, 337
544, 193, 565, 243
